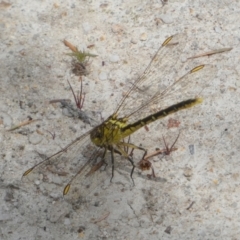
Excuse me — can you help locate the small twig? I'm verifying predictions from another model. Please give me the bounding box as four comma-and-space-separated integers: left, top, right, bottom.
186, 201, 195, 210
188, 48, 232, 59
8, 118, 39, 131
67, 77, 85, 110
49, 99, 71, 104
140, 148, 178, 160
46, 166, 68, 176
63, 39, 78, 52
78, 77, 85, 109
162, 132, 180, 155
91, 212, 110, 224
87, 44, 95, 48
36, 129, 44, 135
142, 133, 180, 160
46, 130, 56, 140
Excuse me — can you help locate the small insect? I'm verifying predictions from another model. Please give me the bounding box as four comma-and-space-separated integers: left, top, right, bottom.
138, 134, 180, 179
22, 34, 216, 202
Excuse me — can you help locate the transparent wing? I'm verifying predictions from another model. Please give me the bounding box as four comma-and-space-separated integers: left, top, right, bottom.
62, 145, 111, 206
114, 34, 217, 123
114, 33, 187, 118
22, 129, 110, 202
23, 129, 130, 207
127, 64, 217, 123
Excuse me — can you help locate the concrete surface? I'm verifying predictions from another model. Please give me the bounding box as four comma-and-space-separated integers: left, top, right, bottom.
0, 0, 240, 239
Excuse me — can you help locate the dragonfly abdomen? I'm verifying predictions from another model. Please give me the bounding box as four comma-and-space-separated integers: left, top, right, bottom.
121, 98, 203, 137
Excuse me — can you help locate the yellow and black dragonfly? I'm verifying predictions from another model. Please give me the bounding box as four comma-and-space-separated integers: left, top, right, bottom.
22, 34, 216, 202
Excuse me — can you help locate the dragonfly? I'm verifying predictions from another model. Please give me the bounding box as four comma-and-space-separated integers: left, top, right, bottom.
22, 34, 216, 203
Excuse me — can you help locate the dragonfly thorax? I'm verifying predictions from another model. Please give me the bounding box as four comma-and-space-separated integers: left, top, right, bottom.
90, 116, 129, 147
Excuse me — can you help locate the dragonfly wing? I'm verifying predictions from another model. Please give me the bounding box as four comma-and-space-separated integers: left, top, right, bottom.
115, 33, 187, 119
22, 130, 108, 200
113, 33, 217, 124
126, 63, 217, 124
63, 146, 112, 206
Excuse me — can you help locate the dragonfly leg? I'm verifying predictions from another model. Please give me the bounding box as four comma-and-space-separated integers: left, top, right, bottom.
125, 155, 135, 186
110, 147, 115, 183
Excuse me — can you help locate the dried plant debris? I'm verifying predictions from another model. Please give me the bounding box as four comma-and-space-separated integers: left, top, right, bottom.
188, 47, 232, 59
67, 78, 85, 110
138, 134, 180, 179
63, 39, 97, 76
8, 117, 39, 131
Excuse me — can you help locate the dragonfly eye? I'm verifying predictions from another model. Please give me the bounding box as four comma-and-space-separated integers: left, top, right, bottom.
90, 126, 104, 147
95, 130, 102, 139
91, 129, 101, 139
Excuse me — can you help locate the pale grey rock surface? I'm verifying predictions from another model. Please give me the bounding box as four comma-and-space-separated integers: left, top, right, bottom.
0, 0, 239, 239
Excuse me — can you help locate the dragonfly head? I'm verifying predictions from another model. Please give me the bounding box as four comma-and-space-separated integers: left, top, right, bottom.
90, 125, 105, 147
